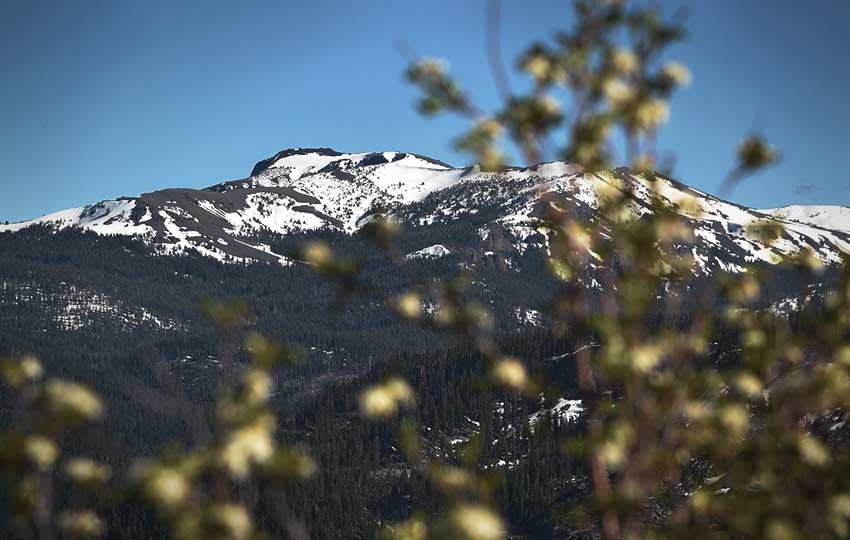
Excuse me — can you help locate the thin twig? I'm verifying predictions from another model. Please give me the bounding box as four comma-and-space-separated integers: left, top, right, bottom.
486, 0, 513, 101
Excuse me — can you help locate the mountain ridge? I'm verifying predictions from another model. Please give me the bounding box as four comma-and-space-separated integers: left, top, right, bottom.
3, 147, 849, 272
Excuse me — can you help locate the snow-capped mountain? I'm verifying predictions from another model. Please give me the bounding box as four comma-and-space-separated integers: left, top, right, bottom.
762, 205, 850, 233
0, 149, 464, 264
3, 147, 849, 273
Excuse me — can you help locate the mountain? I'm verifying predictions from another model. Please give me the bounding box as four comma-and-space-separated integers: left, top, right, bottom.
0, 149, 462, 264
3, 147, 850, 539
4, 147, 850, 273
762, 205, 850, 233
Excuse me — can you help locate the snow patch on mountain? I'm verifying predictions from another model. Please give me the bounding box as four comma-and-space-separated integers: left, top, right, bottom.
405, 244, 451, 260
761, 205, 850, 233
1, 281, 182, 332
514, 307, 543, 326
529, 398, 584, 429
0, 199, 152, 236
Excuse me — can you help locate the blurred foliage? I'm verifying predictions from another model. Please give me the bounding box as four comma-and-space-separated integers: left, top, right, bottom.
1, 1, 839, 540
396, 1, 837, 539
0, 356, 105, 540
1, 305, 316, 540
127, 309, 316, 540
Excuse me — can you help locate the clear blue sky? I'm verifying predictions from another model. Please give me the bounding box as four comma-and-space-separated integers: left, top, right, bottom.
1, 0, 848, 222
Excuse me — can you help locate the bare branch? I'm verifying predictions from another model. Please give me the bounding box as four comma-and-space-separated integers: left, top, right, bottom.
486, 0, 513, 101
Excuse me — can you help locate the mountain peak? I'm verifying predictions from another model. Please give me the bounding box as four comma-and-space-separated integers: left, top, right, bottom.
250, 147, 343, 176
250, 147, 454, 177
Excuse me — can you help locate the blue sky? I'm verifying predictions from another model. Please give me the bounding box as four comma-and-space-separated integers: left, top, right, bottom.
1, 0, 848, 222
